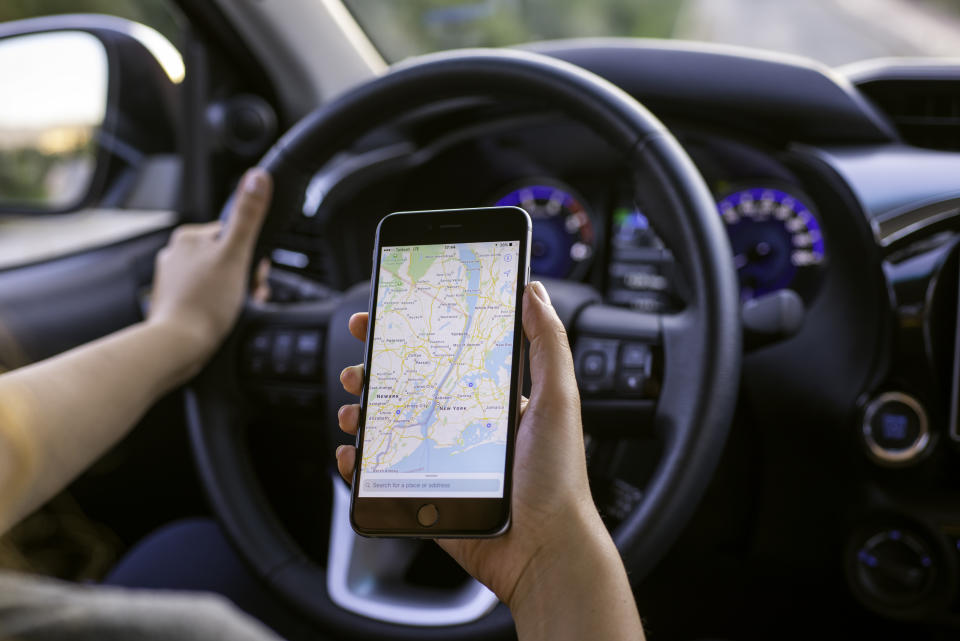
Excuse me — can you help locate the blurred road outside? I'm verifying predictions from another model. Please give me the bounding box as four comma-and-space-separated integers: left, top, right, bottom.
674, 0, 960, 66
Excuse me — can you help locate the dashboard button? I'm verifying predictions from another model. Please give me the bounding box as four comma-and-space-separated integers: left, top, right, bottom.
623, 271, 668, 292
607, 289, 672, 313
862, 392, 930, 466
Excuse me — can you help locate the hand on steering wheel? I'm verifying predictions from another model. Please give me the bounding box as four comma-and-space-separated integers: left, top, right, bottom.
335, 281, 640, 630
149, 169, 273, 374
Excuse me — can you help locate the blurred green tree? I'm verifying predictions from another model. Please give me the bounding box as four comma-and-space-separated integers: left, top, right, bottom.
0, 0, 180, 44
344, 0, 683, 62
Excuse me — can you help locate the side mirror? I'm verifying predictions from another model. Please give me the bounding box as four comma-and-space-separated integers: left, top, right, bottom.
0, 17, 180, 215
0, 31, 107, 212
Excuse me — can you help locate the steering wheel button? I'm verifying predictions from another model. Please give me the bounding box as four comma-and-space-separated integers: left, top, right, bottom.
273, 331, 294, 351
574, 338, 619, 393
617, 371, 646, 396
295, 356, 318, 377
581, 351, 606, 378
247, 355, 267, 376
621, 343, 651, 370
250, 332, 271, 353
269, 331, 295, 376
296, 331, 321, 355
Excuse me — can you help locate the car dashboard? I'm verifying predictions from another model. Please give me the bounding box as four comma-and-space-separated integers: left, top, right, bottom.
253, 41, 960, 637
279, 119, 832, 307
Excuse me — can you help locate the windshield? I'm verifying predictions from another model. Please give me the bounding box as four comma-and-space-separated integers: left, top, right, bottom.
342, 0, 960, 66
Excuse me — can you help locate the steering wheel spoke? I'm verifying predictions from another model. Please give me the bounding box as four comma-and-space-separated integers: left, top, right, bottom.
235, 297, 341, 409
567, 301, 661, 437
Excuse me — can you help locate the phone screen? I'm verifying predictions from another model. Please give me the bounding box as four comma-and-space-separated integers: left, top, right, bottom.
358, 240, 521, 499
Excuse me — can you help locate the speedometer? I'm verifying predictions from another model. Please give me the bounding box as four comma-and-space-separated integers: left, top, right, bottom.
717, 187, 826, 302
495, 182, 595, 279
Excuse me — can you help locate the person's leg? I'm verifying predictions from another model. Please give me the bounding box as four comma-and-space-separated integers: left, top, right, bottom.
103, 518, 313, 641
1, 570, 285, 641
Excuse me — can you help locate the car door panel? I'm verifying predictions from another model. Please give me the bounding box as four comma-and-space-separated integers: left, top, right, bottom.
0, 230, 170, 368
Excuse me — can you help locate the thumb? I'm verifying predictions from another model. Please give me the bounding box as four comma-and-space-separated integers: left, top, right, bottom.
522, 282, 579, 416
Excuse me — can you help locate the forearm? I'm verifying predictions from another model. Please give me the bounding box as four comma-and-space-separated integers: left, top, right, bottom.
0, 169, 269, 534
510, 508, 645, 641
0, 320, 203, 532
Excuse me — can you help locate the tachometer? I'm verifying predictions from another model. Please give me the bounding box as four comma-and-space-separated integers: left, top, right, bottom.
717, 187, 826, 302
496, 182, 595, 279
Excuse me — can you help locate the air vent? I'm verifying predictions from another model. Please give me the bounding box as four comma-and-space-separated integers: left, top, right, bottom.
859, 79, 960, 151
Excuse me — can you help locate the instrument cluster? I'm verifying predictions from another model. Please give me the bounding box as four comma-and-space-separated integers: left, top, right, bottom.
493, 177, 828, 312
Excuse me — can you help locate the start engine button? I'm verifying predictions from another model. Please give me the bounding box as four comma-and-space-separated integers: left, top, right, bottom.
862, 392, 930, 466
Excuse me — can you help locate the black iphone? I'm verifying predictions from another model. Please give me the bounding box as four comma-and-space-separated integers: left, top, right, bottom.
350, 207, 532, 537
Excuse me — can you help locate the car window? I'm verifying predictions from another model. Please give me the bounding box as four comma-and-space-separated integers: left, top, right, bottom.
343, 0, 960, 66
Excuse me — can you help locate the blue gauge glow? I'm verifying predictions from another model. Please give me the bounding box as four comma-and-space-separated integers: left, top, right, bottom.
717, 187, 826, 301
496, 184, 594, 278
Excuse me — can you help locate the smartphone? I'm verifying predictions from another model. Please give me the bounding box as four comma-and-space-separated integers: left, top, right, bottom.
350, 207, 532, 537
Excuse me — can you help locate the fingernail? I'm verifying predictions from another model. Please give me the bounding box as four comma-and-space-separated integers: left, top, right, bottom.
339, 367, 348, 382
337, 406, 346, 421
336, 445, 345, 457
242, 169, 268, 197
531, 281, 551, 305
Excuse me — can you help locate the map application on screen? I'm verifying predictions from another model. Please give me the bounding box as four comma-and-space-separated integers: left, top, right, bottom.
358, 241, 520, 498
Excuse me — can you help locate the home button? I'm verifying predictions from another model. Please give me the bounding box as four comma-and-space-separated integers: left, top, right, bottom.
417, 503, 439, 527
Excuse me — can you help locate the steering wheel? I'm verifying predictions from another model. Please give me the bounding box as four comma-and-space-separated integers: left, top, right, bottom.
187, 49, 740, 640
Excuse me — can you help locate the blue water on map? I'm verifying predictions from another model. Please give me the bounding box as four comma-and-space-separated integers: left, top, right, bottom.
457, 420, 489, 448
459, 245, 480, 318
393, 436, 506, 474
483, 330, 514, 385
462, 372, 484, 388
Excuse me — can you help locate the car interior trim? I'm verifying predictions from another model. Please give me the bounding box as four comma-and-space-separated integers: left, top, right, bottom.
951, 263, 960, 443
877, 198, 960, 251
209, 0, 385, 119
800, 145, 960, 223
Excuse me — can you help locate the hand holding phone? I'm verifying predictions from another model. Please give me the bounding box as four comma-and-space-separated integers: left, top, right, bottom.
337, 279, 612, 608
